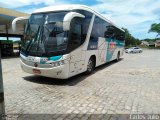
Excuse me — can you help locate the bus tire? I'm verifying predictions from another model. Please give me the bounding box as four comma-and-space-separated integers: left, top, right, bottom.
85, 57, 95, 74
116, 51, 120, 61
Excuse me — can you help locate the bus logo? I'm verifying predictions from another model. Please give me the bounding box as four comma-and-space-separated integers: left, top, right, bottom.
109, 42, 116, 49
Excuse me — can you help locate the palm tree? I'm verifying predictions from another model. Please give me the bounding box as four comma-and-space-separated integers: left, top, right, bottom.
149, 23, 160, 37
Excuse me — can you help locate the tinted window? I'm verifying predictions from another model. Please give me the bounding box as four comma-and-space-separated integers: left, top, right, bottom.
114, 28, 125, 41
91, 16, 110, 38
88, 16, 109, 50
71, 24, 82, 45
22, 12, 69, 57
105, 25, 125, 41
68, 10, 93, 51
105, 25, 115, 38
73, 10, 92, 42
69, 18, 82, 50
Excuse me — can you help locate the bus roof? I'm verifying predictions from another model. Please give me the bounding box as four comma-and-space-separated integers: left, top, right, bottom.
33, 4, 124, 32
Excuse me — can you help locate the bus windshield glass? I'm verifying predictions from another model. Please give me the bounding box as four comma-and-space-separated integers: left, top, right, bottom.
22, 12, 68, 57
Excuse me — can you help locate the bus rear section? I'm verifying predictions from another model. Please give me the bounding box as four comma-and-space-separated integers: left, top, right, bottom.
84, 15, 125, 69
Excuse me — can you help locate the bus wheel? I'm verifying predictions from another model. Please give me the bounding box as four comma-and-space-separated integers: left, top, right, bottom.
116, 52, 120, 61
86, 57, 95, 74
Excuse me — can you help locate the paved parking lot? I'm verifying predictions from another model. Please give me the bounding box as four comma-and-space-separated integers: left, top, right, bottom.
2, 49, 160, 117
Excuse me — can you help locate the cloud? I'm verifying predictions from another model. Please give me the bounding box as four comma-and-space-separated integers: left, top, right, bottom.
0, 0, 159, 39
0, 0, 56, 8
0, 0, 70, 14
91, 0, 160, 39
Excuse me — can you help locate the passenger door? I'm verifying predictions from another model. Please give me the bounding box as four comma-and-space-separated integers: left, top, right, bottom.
69, 19, 84, 74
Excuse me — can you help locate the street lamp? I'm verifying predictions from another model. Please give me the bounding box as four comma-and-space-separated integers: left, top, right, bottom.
0, 41, 5, 118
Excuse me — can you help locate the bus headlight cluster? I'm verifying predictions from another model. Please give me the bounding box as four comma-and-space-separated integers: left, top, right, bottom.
50, 60, 65, 67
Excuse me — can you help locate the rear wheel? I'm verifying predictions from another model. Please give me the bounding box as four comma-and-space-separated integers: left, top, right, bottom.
86, 57, 95, 74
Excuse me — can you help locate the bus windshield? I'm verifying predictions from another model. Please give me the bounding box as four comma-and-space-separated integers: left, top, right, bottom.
22, 12, 68, 57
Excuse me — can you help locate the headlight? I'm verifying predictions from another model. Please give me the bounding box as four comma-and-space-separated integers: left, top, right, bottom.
49, 60, 65, 67
59, 60, 65, 65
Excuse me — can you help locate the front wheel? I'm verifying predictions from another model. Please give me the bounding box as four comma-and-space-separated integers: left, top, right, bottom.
116, 52, 120, 61
85, 58, 95, 74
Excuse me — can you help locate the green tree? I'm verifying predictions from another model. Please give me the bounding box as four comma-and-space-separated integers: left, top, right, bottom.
148, 23, 160, 36
122, 28, 141, 46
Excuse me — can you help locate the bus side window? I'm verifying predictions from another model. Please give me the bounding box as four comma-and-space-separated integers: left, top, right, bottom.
105, 25, 115, 39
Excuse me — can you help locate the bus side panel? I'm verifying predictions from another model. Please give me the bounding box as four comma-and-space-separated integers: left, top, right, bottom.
96, 37, 108, 66
106, 38, 124, 62
68, 47, 87, 77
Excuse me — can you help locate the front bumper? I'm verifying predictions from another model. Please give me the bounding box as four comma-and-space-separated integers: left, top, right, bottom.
20, 60, 69, 79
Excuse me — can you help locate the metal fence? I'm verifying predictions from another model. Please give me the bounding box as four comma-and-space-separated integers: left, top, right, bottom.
0, 40, 5, 119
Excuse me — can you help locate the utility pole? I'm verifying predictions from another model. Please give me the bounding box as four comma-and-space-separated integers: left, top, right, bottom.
0, 40, 5, 119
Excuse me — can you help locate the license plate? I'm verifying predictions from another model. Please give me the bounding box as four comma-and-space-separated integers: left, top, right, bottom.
33, 69, 41, 74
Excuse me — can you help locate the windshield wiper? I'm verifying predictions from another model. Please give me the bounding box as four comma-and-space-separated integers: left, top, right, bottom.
25, 26, 40, 54
37, 26, 44, 52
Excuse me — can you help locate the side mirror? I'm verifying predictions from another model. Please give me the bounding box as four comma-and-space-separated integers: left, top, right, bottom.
63, 12, 85, 31
12, 16, 29, 32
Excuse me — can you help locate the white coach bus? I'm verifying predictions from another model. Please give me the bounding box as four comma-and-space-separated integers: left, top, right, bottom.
12, 5, 125, 79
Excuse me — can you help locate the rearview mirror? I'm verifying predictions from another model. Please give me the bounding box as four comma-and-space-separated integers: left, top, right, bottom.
63, 12, 85, 31
12, 16, 29, 32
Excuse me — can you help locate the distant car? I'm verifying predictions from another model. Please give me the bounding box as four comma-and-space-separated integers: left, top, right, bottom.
125, 47, 143, 53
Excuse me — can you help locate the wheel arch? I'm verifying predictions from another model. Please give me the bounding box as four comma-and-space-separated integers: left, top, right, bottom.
90, 55, 96, 66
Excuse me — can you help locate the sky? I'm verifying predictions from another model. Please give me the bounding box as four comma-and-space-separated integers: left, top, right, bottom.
0, 0, 160, 40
